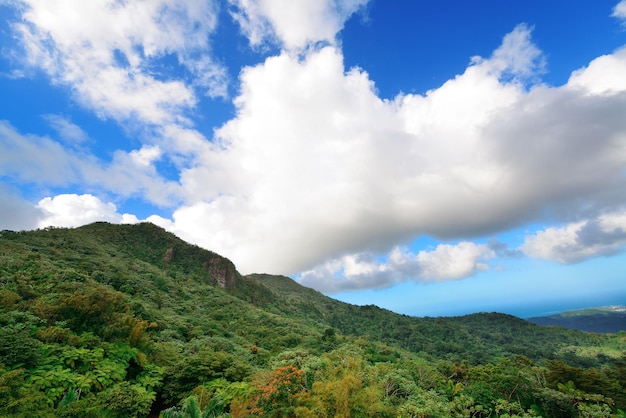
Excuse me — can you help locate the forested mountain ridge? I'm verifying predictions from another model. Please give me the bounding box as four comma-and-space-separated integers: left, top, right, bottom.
1, 222, 625, 417
251, 274, 614, 364
528, 306, 626, 334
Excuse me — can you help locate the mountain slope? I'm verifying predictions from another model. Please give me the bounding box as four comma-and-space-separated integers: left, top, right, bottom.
249, 275, 612, 365
0, 222, 324, 352
1, 222, 613, 364
1, 222, 624, 417
528, 306, 626, 333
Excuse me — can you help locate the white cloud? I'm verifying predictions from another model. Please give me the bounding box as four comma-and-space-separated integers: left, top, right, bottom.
37, 194, 139, 228
11, 0, 225, 125
43, 114, 89, 144
0, 120, 181, 206
0, 186, 42, 231
521, 211, 626, 263
296, 242, 495, 293
148, 24, 626, 289
296, 255, 395, 294
6, 0, 232, 212
129, 145, 162, 167
397, 243, 494, 281
229, 0, 368, 50
476, 23, 546, 83
613, 1, 626, 21
568, 47, 626, 95
103, 147, 182, 206
0, 120, 84, 184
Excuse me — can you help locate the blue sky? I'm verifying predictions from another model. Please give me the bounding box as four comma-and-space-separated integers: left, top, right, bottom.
1, 0, 626, 318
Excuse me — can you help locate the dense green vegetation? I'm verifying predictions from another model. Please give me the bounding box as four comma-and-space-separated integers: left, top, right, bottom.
1, 222, 624, 417
528, 307, 626, 333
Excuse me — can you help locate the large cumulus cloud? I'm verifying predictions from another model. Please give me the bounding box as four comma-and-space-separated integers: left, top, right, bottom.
155, 25, 626, 284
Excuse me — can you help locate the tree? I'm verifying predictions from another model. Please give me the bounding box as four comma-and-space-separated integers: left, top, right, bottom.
94, 381, 155, 418
0, 366, 52, 417
0, 326, 41, 368
252, 365, 306, 417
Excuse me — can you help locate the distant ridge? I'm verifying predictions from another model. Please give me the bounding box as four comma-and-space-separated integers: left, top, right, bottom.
527, 306, 626, 333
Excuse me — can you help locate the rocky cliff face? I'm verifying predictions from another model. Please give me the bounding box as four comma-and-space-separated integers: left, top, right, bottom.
206, 257, 238, 289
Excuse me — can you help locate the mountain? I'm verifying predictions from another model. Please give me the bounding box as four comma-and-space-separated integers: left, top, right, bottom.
1, 222, 625, 417
527, 306, 626, 333
251, 273, 602, 364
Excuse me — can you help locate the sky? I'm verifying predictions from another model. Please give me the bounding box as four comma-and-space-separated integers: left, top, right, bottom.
1, 0, 626, 318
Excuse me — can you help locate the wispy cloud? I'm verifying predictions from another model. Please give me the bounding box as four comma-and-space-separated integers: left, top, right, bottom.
0, 120, 84, 184
229, 0, 369, 51
6, 0, 235, 211
11, 0, 226, 126
43, 114, 89, 145
0, 120, 180, 206
475, 23, 546, 84
613, 0, 626, 22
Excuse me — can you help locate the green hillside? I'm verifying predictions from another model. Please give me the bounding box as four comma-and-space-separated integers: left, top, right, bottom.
528, 306, 626, 333
252, 274, 617, 365
1, 222, 625, 417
